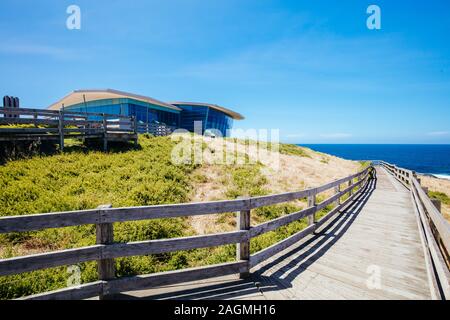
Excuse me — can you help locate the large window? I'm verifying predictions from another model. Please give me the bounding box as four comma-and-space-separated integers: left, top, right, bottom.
64, 99, 235, 135
206, 108, 233, 137
128, 104, 179, 127
177, 105, 234, 136
65, 104, 126, 121
178, 105, 209, 133
66, 100, 180, 127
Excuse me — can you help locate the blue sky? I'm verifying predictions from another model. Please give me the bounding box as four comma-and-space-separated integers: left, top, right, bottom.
0, 0, 449, 144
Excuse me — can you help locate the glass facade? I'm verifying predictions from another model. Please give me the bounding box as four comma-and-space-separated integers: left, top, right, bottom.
206, 108, 234, 137
62, 98, 236, 136
176, 104, 234, 137
177, 104, 209, 133
128, 104, 179, 127
64, 98, 180, 127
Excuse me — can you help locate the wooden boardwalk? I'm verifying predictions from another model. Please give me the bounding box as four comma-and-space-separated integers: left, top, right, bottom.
117, 167, 433, 300
3, 164, 446, 300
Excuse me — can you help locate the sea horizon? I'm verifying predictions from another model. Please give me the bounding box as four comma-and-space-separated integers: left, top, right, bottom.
299, 144, 450, 180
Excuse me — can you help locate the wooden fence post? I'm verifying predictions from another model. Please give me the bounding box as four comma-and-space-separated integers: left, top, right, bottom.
334, 185, 340, 207
236, 200, 250, 279
412, 171, 417, 185
431, 199, 442, 213
307, 192, 317, 225
58, 111, 64, 152
102, 114, 108, 152
133, 116, 138, 147
348, 179, 353, 197
96, 204, 115, 300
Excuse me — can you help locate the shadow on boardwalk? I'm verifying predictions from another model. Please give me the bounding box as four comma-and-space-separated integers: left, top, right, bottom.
115, 178, 377, 300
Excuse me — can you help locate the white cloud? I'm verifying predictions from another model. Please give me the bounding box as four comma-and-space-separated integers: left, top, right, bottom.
285, 133, 306, 138
427, 131, 449, 136
0, 43, 80, 60
0, 44, 62, 55
320, 133, 352, 139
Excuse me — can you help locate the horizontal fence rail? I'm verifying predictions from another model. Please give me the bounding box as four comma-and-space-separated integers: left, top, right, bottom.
0, 166, 372, 300
0, 107, 138, 150
0, 107, 175, 150
377, 161, 450, 299
136, 122, 175, 136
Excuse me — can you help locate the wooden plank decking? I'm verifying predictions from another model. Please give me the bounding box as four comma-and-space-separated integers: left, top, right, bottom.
116, 166, 433, 300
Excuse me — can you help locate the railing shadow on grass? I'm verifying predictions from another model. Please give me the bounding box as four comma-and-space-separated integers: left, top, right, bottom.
112, 177, 377, 300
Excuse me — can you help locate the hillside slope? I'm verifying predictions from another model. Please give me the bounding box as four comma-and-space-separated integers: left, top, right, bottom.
418, 175, 450, 222
187, 135, 359, 233
0, 135, 360, 299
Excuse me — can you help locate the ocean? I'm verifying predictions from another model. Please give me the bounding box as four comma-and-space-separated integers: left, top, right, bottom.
300, 144, 450, 180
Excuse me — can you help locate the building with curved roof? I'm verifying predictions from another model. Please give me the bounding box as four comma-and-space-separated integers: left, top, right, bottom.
48, 89, 243, 136
170, 102, 244, 136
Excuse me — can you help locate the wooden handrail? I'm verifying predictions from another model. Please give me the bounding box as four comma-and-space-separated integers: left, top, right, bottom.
378, 161, 450, 251
0, 108, 139, 151
0, 107, 132, 119
0, 166, 372, 300
0, 169, 370, 233
377, 161, 450, 299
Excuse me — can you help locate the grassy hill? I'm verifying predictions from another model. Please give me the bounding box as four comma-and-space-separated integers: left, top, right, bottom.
419, 175, 450, 222
0, 135, 360, 299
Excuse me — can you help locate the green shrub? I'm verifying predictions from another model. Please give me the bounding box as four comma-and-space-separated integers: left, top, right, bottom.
251, 220, 308, 254
0, 136, 196, 299
254, 204, 300, 221
0, 135, 342, 299
225, 164, 269, 198
428, 191, 450, 205
0, 262, 98, 300
277, 144, 311, 158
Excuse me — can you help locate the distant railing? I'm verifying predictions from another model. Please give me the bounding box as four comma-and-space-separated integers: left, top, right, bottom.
0, 107, 138, 150
136, 122, 175, 136
376, 161, 450, 299
0, 167, 372, 300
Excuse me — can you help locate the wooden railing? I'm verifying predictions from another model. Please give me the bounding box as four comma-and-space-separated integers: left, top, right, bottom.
0, 167, 373, 300
136, 122, 175, 136
0, 107, 138, 150
376, 161, 450, 299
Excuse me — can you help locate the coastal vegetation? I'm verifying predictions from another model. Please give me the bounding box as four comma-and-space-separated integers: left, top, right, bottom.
0, 135, 360, 299
428, 191, 450, 206
419, 175, 450, 222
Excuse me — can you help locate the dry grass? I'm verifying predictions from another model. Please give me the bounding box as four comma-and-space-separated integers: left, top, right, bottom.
0, 135, 360, 298
419, 175, 450, 222
190, 136, 359, 199
188, 136, 360, 234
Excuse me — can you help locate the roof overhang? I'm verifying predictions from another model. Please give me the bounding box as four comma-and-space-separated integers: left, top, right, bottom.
48, 89, 182, 112
170, 102, 244, 120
